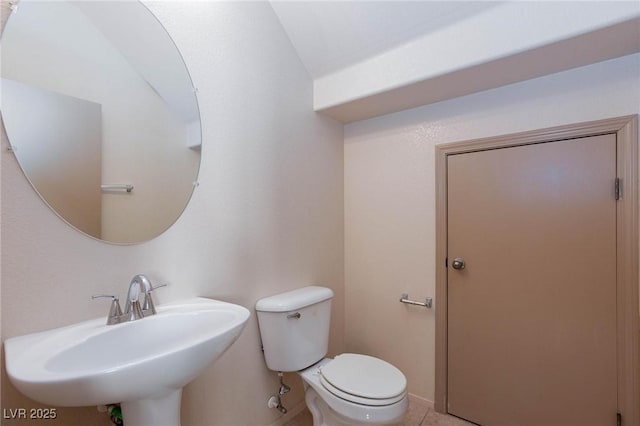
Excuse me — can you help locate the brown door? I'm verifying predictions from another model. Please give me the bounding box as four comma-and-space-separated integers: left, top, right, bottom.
447, 135, 618, 426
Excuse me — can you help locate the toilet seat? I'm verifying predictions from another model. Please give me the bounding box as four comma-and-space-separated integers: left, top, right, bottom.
319, 354, 406, 406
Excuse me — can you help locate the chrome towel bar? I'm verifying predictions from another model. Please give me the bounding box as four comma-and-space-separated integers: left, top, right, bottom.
400, 293, 433, 308
101, 184, 134, 193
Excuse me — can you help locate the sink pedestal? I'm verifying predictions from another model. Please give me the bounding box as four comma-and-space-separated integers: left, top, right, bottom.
121, 389, 182, 426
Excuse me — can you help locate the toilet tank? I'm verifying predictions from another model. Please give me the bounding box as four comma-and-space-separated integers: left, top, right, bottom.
255, 286, 334, 372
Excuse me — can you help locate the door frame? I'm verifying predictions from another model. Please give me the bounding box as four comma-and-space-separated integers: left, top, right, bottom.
434, 115, 639, 425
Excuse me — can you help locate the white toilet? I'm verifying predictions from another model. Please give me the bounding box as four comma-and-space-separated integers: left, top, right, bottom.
256, 286, 408, 426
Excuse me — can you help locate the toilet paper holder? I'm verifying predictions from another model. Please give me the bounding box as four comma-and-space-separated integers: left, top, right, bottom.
400, 293, 433, 308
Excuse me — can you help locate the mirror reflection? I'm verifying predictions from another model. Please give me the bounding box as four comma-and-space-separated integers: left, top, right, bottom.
1, 0, 201, 244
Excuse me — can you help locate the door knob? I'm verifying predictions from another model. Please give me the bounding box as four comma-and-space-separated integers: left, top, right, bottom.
452, 258, 466, 270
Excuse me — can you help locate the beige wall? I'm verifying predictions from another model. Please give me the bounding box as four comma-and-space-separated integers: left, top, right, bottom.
1, 2, 344, 425
344, 53, 640, 401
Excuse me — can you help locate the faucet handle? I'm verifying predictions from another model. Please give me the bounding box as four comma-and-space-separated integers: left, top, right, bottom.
149, 283, 168, 292
92, 294, 123, 325
142, 283, 167, 315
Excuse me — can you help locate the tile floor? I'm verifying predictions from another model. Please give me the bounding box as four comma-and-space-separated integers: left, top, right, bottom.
283, 395, 474, 426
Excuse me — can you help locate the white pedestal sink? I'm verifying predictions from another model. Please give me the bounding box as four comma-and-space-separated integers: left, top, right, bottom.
4, 298, 250, 426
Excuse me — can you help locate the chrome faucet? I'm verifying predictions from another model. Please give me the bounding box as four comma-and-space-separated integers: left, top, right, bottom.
124, 274, 150, 321
93, 274, 167, 325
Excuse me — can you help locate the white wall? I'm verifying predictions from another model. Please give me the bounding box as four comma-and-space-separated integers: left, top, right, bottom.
344, 53, 640, 401
1, 2, 344, 425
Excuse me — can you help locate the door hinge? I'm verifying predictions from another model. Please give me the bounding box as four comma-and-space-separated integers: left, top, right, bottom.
617, 411, 622, 426
615, 178, 621, 200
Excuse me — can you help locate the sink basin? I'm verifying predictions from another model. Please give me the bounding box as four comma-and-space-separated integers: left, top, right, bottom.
4, 297, 250, 426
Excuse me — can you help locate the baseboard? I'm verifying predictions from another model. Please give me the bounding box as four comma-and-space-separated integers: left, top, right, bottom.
408, 393, 435, 413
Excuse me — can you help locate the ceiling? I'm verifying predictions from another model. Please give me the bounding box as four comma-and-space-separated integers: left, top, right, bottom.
269, 1, 640, 123
270, 1, 503, 79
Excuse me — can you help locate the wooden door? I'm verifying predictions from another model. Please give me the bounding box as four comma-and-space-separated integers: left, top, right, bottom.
447, 135, 618, 426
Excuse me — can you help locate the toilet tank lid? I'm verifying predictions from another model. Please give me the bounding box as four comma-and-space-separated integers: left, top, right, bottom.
255, 286, 334, 312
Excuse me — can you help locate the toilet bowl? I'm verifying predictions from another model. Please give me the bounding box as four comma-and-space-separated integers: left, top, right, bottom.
299, 356, 408, 426
255, 286, 408, 426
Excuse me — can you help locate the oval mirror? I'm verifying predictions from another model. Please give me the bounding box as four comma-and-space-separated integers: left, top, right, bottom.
1, 0, 201, 244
